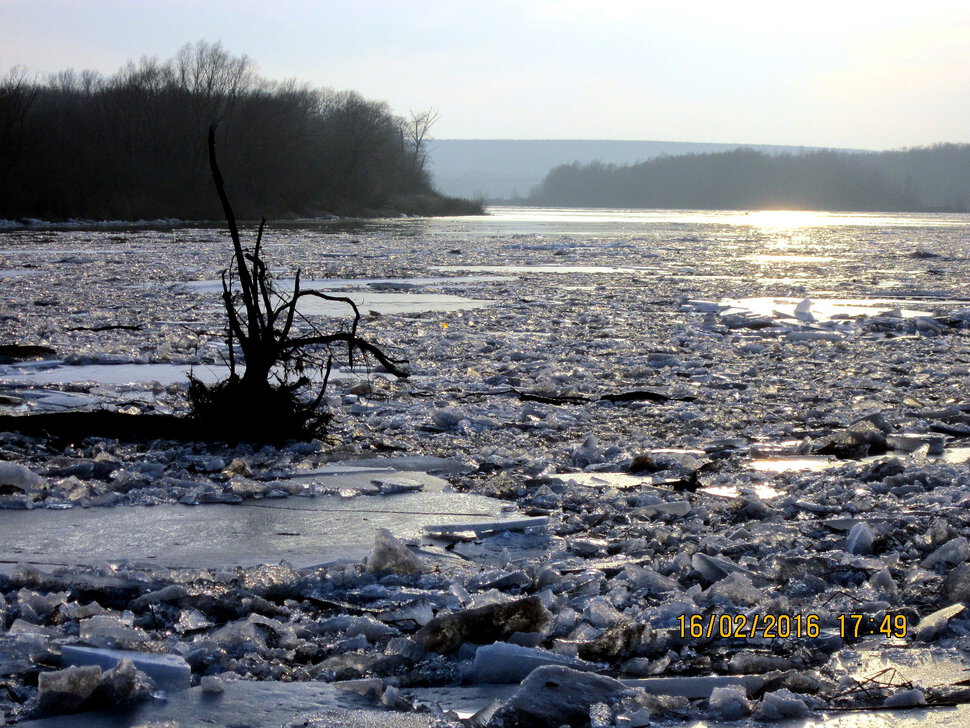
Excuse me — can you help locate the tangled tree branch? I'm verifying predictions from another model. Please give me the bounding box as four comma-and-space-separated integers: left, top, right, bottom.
189, 126, 408, 441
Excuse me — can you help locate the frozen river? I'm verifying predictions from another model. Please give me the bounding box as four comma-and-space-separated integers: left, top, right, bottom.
3, 206, 970, 726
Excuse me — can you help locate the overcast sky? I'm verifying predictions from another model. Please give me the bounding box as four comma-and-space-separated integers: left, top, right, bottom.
3, 0, 969, 150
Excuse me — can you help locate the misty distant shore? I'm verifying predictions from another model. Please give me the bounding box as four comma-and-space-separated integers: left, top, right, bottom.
524, 144, 970, 213
428, 140, 970, 214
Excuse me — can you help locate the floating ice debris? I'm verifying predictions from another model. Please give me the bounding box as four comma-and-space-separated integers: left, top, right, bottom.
11, 203, 970, 727
365, 528, 424, 575
61, 645, 190, 691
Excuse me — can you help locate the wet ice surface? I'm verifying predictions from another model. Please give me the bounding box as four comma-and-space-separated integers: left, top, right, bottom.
0, 463, 506, 569
4, 207, 970, 725
0, 362, 234, 387
17, 680, 434, 728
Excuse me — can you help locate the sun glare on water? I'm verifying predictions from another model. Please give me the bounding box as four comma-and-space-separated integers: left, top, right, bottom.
747, 210, 832, 229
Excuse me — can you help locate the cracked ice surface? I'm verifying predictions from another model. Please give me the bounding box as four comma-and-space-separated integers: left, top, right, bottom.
3, 207, 970, 725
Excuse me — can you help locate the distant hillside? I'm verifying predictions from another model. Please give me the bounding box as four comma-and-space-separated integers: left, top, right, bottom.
526, 145, 970, 213
425, 139, 853, 200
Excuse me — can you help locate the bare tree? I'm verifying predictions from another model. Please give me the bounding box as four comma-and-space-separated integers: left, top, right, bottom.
402, 108, 439, 178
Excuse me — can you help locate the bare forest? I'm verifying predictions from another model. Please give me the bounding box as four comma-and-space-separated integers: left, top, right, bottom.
0, 41, 481, 221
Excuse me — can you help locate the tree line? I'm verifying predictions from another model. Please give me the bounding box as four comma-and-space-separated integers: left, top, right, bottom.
0, 41, 481, 221
527, 145, 970, 212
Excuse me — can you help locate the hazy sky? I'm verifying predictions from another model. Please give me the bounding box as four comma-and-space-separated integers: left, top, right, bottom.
3, 0, 969, 149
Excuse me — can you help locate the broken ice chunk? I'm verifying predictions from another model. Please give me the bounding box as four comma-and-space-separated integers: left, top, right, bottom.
424, 516, 549, 537
845, 522, 875, 555
883, 687, 926, 707
200, 674, 225, 694
129, 584, 188, 611
706, 573, 763, 606
869, 568, 898, 596
8, 618, 58, 636
793, 298, 815, 322
432, 408, 465, 429
88, 658, 156, 706
729, 651, 795, 674
370, 477, 424, 494
578, 622, 647, 662
637, 500, 691, 517
0, 461, 44, 492
365, 528, 424, 575
38, 659, 155, 715
342, 615, 399, 642
584, 597, 624, 629
415, 595, 551, 653
943, 563, 970, 604
707, 684, 752, 720
921, 536, 969, 568
914, 603, 965, 641
61, 645, 190, 691
17, 588, 69, 623
691, 553, 764, 585
489, 665, 635, 728
79, 614, 149, 647
38, 664, 102, 714
624, 675, 764, 699
752, 688, 811, 719
377, 599, 435, 628
887, 433, 946, 454
469, 641, 600, 683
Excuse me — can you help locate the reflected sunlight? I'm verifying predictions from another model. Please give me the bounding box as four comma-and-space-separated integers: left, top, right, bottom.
746, 210, 833, 229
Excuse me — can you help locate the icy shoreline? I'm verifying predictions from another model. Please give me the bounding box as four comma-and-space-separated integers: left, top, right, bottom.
3, 208, 970, 725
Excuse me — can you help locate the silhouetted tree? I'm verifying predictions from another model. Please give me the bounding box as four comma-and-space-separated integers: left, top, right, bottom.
188, 127, 409, 440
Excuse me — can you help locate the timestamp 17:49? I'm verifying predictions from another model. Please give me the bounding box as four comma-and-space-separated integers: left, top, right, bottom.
676, 613, 909, 640
836, 613, 908, 639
